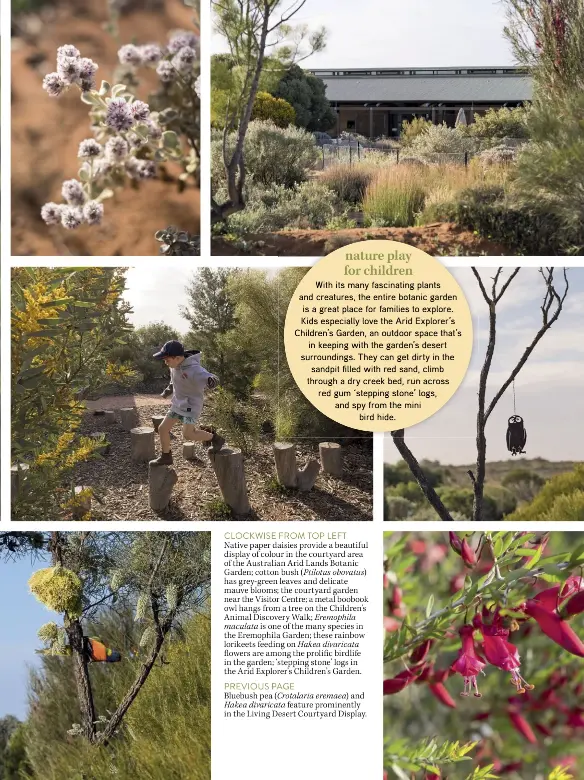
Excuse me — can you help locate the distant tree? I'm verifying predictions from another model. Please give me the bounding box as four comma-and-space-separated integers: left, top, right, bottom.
502, 467, 545, 502
2, 722, 33, 779
271, 64, 335, 131
127, 322, 181, 383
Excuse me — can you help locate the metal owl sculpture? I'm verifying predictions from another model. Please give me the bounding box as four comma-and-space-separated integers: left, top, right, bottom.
506, 415, 527, 456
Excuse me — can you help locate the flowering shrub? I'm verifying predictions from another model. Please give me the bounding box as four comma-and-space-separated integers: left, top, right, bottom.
40, 27, 200, 254
29, 564, 83, 617
383, 532, 584, 778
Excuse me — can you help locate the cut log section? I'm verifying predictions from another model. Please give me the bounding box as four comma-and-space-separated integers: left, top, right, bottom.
273, 442, 320, 491
72, 486, 92, 518
104, 410, 116, 425
183, 441, 196, 460
152, 415, 164, 432
319, 442, 343, 477
273, 442, 298, 488
11, 463, 30, 504
89, 432, 111, 455
130, 426, 156, 462
119, 407, 139, 431
149, 464, 178, 512
208, 448, 251, 517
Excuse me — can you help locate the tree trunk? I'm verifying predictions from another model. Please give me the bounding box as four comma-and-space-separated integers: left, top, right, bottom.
148, 464, 178, 511
120, 407, 139, 431
152, 415, 164, 432
209, 447, 251, 516
104, 410, 116, 425
472, 303, 497, 522
273, 442, 298, 488
131, 426, 156, 462
297, 460, 321, 492
319, 442, 343, 477
183, 442, 196, 460
67, 621, 96, 742
10, 463, 29, 503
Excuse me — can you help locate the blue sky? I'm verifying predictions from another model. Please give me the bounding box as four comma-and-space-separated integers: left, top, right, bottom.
212, 0, 515, 67
384, 267, 584, 465
0, 555, 49, 720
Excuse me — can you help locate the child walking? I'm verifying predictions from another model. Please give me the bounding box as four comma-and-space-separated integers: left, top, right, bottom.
150, 340, 224, 466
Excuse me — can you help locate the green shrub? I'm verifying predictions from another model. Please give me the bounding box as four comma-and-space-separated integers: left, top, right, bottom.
211, 120, 319, 191
484, 485, 518, 518
384, 495, 415, 520
400, 116, 433, 147
407, 123, 475, 162
209, 387, 265, 455
251, 91, 296, 128
436, 487, 500, 522
386, 481, 424, 503
223, 181, 341, 235
502, 468, 545, 502
467, 106, 530, 140
539, 490, 584, 521
505, 465, 584, 520
363, 166, 426, 227
319, 164, 374, 205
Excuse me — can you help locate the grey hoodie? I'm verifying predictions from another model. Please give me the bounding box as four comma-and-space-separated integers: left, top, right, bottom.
165, 351, 218, 418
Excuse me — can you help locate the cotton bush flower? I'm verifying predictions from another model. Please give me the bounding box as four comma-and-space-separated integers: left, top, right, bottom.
167, 31, 199, 54
41, 202, 62, 225
78, 57, 98, 91
139, 43, 163, 66
118, 44, 143, 66
57, 44, 80, 60
61, 179, 85, 206
130, 100, 150, 122
61, 206, 84, 229
105, 135, 129, 162
83, 201, 104, 225
78, 138, 102, 158
57, 56, 81, 85
172, 46, 197, 74
106, 98, 135, 132
156, 60, 175, 83
42, 72, 67, 97
195, 74, 201, 99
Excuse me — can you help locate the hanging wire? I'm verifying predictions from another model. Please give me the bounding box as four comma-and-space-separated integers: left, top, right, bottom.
512, 378, 516, 415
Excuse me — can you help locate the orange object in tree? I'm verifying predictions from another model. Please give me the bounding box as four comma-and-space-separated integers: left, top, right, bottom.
85, 636, 122, 663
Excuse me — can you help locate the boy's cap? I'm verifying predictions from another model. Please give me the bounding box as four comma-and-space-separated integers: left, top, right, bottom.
153, 340, 185, 360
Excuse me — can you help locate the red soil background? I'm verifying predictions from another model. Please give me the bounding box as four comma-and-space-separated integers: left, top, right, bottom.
11, 0, 200, 256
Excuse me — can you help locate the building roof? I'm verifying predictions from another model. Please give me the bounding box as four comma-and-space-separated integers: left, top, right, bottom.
310, 68, 533, 104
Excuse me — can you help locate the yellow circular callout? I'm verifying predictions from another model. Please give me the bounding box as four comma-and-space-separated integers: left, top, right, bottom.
284, 240, 473, 432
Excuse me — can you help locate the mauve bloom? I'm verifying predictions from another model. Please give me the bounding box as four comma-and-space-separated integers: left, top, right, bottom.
105, 136, 129, 162
451, 625, 485, 698
118, 44, 142, 66
57, 56, 80, 84
78, 139, 102, 158
61, 206, 84, 229
131, 100, 150, 122
172, 46, 197, 74
40, 202, 62, 225
139, 43, 163, 65
57, 44, 80, 60
508, 708, 537, 744
167, 31, 199, 54
83, 201, 104, 225
137, 160, 156, 179
61, 179, 85, 206
106, 98, 135, 132
42, 72, 67, 98
156, 60, 175, 83
78, 57, 98, 91
523, 599, 584, 658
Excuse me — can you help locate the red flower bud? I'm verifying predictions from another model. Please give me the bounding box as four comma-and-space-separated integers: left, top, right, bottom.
449, 531, 462, 554
461, 538, 477, 567
524, 599, 584, 658
383, 669, 416, 695
429, 682, 457, 709
410, 639, 433, 666
562, 591, 584, 619
508, 709, 537, 744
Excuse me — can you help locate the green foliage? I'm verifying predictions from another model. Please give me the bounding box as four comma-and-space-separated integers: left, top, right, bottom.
121, 322, 180, 384
363, 169, 426, 227
406, 123, 476, 161
502, 468, 545, 501
467, 106, 530, 139
386, 481, 424, 503
251, 91, 296, 128
506, 465, 584, 520
271, 64, 335, 132
385, 460, 444, 489
201, 499, 233, 520
435, 487, 500, 522
209, 387, 265, 455
399, 116, 433, 147
2, 722, 33, 780
384, 495, 415, 520
11, 268, 136, 520
211, 121, 319, 191
319, 163, 374, 205
180, 268, 253, 398
384, 737, 477, 778
222, 181, 341, 235
483, 484, 518, 517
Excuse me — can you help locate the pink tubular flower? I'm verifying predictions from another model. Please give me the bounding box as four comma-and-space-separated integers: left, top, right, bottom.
429, 682, 457, 709
451, 625, 485, 698
508, 708, 537, 744
383, 669, 417, 695
523, 599, 584, 658
474, 609, 534, 693
410, 639, 433, 667
383, 616, 400, 633
561, 590, 584, 619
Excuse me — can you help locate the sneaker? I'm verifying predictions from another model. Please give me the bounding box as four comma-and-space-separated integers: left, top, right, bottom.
149, 452, 173, 466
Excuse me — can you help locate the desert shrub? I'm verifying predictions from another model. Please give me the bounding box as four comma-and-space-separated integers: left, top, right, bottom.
505, 465, 584, 521
477, 144, 519, 166
363, 167, 427, 226
211, 120, 320, 190
386, 481, 424, 503
436, 487, 500, 522
399, 116, 433, 146
362, 148, 398, 166
538, 490, 584, 521
384, 495, 415, 521
319, 164, 374, 205
407, 123, 475, 162
209, 387, 265, 455
385, 460, 443, 489
325, 215, 357, 230
251, 91, 296, 127
223, 181, 340, 234
467, 106, 530, 140
483, 485, 518, 518
408, 506, 470, 521
502, 468, 545, 502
